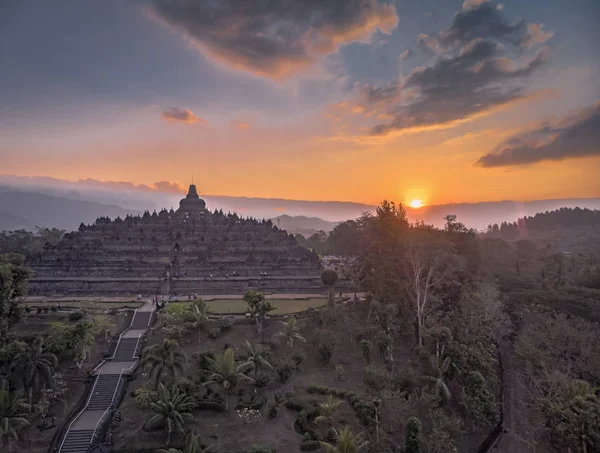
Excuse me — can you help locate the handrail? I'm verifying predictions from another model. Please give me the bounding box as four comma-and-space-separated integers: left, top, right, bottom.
110, 308, 139, 359
90, 371, 125, 445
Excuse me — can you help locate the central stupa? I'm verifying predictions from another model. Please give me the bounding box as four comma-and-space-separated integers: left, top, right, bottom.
178, 184, 206, 213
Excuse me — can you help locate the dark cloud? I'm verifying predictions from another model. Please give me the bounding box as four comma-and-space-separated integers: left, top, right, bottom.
476, 102, 600, 167
150, 0, 398, 79
161, 107, 203, 124
364, 2, 551, 135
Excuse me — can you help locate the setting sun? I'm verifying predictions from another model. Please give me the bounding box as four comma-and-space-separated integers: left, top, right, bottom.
409, 199, 423, 209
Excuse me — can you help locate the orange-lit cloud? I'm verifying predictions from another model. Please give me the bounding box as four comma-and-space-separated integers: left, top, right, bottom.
231, 120, 250, 130
149, 0, 398, 79
161, 107, 205, 125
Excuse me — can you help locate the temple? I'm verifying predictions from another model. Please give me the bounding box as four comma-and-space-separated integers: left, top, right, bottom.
28, 185, 325, 296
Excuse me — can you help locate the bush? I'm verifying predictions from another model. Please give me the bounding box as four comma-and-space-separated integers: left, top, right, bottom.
316, 329, 336, 364
300, 440, 321, 451
208, 327, 221, 339
352, 399, 377, 426
134, 388, 157, 409
405, 416, 421, 453
291, 351, 306, 367
68, 311, 84, 321
25, 306, 31, 314
197, 351, 216, 371
196, 399, 226, 412
268, 402, 278, 418
391, 368, 419, 396
219, 316, 234, 331
363, 366, 388, 393
276, 359, 296, 383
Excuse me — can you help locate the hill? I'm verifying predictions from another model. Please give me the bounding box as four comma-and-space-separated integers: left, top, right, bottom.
0, 191, 139, 231
270, 214, 339, 236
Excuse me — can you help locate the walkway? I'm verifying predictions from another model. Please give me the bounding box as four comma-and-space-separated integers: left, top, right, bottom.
57, 301, 155, 453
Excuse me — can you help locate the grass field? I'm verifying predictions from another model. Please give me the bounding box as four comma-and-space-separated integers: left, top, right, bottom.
200, 298, 328, 314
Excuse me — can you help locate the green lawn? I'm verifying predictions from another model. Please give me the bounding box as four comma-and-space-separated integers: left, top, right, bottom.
200, 298, 327, 314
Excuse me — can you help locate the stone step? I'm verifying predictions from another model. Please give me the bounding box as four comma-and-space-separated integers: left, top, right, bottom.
130, 312, 152, 329
112, 338, 139, 361
86, 374, 121, 411
59, 429, 95, 453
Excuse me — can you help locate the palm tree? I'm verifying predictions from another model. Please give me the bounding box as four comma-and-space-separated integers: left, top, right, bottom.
0, 385, 30, 451
13, 339, 57, 409
422, 355, 453, 403
275, 317, 306, 348
155, 431, 217, 453
204, 348, 253, 410
186, 301, 211, 344
315, 395, 343, 425
142, 339, 186, 389
319, 427, 368, 453
241, 341, 273, 380
146, 384, 195, 445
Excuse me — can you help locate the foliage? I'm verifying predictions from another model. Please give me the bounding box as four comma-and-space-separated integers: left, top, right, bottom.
142, 339, 186, 389
318, 427, 369, 453
146, 384, 195, 445
12, 338, 58, 406
335, 364, 347, 381
315, 329, 336, 364
155, 430, 216, 453
275, 317, 306, 348
315, 395, 343, 424
0, 228, 64, 258
275, 359, 296, 384
204, 348, 253, 409
237, 407, 261, 424
421, 356, 453, 403
461, 371, 499, 426
363, 366, 387, 394
242, 341, 273, 380
244, 290, 276, 333
321, 269, 339, 305
359, 339, 371, 364
404, 417, 421, 453
0, 385, 30, 448
186, 300, 211, 344
0, 264, 31, 345
135, 387, 158, 409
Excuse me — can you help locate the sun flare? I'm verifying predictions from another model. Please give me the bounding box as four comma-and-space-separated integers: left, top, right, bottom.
409, 199, 423, 209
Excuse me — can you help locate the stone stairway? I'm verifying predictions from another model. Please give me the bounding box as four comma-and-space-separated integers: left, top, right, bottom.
111, 338, 140, 361
57, 304, 155, 453
59, 430, 95, 453
86, 375, 122, 411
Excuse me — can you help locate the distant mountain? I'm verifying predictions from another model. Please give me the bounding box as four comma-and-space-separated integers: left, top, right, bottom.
0, 191, 139, 232
271, 214, 339, 236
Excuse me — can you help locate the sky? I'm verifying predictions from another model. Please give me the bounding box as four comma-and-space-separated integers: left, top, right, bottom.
1, 0, 599, 207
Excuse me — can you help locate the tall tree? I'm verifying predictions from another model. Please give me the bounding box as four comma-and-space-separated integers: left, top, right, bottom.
186, 300, 211, 344
275, 317, 306, 349
241, 341, 273, 380
0, 264, 31, 346
321, 270, 339, 306
405, 234, 462, 346
13, 338, 57, 408
146, 384, 194, 445
142, 339, 186, 389
243, 290, 275, 334
204, 348, 253, 410
0, 383, 30, 452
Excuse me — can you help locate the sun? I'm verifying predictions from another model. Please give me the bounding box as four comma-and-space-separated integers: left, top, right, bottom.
409, 199, 423, 209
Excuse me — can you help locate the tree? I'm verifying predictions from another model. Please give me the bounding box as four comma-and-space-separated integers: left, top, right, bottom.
275, 317, 306, 349
13, 338, 57, 408
156, 431, 216, 453
321, 269, 339, 306
422, 355, 453, 403
142, 339, 186, 389
204, 348, 253, 410
0, 264, 31, 346
405, 417, 421, 453
0, 384, 30, 451
244, 290, 276, 334
241, 341, 273, 380
315, 395, 343, 425
186, 300, 211, 344
405, 235, 462, 346
146, 384, 194, 445
318, 427, 368, 453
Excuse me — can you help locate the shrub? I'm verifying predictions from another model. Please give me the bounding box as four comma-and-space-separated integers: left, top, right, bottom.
363, 366, 388, 393
291, 351, 306, 367
68, 311, 84, 321
25, 306, 31, 314
276, 359, 296, 383
197, 351, 216, 371
316, 329, 336, 364
405, 416, 421, 453
391, 368, 419, 396
335, 364, 347, 381
352, 399, 377, 426
300, 440, 320, 451
208, 327, 221, 339
255, 372, 272, 389
268, 402, 278, 418
134, 388, 157, 409
219, 316, 234, 331
51, 305, 57, 312
285, 398, 308, 411
249, 445, 276, 453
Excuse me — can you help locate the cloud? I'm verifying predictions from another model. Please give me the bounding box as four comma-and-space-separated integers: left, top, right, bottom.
231, 120, 250, 130
399, 49, 412, 61
462, 0, 490, 11
149, 0, 398, 79
476, 102, 600, 167
161, 107, 204, 124
356, 2, 551, 136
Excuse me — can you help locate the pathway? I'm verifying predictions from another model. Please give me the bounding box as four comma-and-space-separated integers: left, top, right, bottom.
57, 300, 155, 453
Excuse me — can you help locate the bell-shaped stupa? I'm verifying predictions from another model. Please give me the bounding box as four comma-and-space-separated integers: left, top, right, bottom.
178, 184, 206, 213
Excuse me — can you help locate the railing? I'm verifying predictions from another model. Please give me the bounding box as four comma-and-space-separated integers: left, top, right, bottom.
110, 308, 139, 359
91, 372, 125, 445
